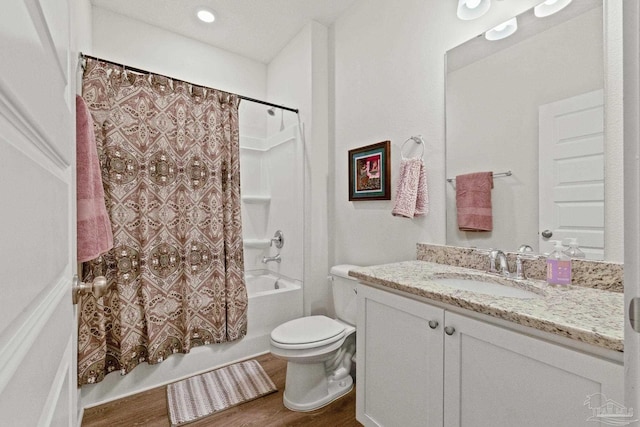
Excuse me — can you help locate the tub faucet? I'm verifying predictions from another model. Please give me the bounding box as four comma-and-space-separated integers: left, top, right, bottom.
488, 249, 510, 277
262, 253, 281, 264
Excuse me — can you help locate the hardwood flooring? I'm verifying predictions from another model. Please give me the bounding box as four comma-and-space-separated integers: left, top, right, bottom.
82, 353, 361, 427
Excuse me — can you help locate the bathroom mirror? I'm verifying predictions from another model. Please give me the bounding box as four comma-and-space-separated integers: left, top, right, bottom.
445, 0, 607, 259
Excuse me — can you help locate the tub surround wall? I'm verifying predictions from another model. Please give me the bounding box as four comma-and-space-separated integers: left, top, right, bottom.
240, 125, 304, 281
417, 243, 624, 293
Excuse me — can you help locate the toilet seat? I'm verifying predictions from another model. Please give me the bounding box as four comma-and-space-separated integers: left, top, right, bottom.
271, 315, 346, 350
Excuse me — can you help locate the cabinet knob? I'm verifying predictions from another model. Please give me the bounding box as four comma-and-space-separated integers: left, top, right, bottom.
428, 320, 439, 329
444, 326, 456, 336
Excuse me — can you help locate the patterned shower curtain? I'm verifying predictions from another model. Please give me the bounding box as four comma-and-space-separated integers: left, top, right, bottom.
77, 58, 247, 385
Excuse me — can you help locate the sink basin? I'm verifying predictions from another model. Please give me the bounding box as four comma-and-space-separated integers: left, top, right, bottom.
430, 276, 542, 299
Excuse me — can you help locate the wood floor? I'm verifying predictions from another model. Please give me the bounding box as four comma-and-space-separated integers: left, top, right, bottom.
82, 353, 361, 427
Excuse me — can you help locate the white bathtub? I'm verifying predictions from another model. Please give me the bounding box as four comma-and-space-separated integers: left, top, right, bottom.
81, 270, 303, 409
245, 269, 303, 337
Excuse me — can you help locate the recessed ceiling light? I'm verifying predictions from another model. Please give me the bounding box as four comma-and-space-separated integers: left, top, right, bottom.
196, 8, 215, 23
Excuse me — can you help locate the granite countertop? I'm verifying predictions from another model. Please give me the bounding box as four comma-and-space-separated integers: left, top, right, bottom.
350, 260, 624, 352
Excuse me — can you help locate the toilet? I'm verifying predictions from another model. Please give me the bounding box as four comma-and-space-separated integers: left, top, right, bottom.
270, 264, 359, 412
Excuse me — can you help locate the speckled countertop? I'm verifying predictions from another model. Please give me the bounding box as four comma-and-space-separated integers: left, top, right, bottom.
350, 261, 624, 352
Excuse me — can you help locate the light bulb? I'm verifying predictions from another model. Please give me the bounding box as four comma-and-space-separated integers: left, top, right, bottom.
494, 22, 508, 32
485, 17, 518, 41
457, 0, 491, 20
466, 0, 482, 9
534, 0, 572, 18
196, 8, 215, 23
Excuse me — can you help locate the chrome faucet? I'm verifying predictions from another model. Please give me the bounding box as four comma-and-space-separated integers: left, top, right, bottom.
488, 249, 510, 277
262, 253, 281, 264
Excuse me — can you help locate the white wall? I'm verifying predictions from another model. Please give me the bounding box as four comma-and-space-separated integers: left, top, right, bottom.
445, 8, 603, 253
331, 0, 623, 266
267, 22, 332, 316
91, 7, 266, 101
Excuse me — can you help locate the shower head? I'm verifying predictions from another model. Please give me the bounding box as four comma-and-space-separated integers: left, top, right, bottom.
267, 107, 276, 116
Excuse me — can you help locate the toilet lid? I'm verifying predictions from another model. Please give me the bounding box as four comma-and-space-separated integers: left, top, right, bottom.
271, 315, 346, 346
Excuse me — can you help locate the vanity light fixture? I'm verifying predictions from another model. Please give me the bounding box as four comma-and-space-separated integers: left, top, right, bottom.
196, 7, 216, 23
457, 0, 491, 21
534, 0, 572, 18
485, 17, 518, 41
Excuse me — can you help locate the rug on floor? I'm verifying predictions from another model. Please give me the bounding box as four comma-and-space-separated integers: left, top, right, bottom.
166, 359, 277, 426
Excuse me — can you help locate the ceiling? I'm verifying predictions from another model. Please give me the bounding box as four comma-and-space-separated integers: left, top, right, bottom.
90, 0, 358, 64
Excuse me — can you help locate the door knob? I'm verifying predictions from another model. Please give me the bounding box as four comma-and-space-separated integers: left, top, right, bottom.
72, 275, 109, 304
428, 320, 439, 329
541, 229, 553, 239
444, 326, 456, 336
630, 298, 640, 333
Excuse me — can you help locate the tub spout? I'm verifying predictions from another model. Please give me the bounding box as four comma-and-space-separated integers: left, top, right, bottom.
262, 253, 281, 264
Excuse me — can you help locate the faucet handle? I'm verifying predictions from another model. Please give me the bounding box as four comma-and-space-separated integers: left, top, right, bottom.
518, 244, 534, 253
515, 253, 538, 280
270, 230, 284, 248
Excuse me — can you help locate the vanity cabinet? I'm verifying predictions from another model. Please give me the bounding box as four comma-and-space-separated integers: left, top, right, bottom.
356, 284, 624, 427
356, 283, 444, 427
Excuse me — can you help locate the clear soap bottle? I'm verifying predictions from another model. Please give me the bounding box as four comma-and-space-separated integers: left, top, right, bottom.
563, 238, 586, 259
547, 240, 572, 286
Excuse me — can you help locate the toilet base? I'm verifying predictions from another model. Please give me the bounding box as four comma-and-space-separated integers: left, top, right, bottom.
283, 368, 353, 412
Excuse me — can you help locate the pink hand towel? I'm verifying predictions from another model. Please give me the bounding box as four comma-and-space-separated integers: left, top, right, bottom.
76, 95, 114, 262
456, 171, 493, 231
392, 158, 429, 218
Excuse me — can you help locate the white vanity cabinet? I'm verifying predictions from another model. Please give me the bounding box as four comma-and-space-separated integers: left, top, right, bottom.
443, 311, 624, 427
356, 284, 624, 427
356, 283, 445, 427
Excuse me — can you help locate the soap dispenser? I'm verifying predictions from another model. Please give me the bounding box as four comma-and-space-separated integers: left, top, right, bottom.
563, 238, 586, 259
547, 240, 572, 286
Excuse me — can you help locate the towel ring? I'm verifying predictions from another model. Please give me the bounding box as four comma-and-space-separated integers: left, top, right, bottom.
401, 135, 425, 160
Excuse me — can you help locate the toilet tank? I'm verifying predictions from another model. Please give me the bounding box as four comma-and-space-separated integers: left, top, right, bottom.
329, 265, 360, 326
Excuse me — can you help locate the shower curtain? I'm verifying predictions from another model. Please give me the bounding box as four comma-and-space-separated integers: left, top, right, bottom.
77, 58, 247, 385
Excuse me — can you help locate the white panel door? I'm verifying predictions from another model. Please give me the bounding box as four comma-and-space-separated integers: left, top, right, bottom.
0, 0, 77, 425
539, 89, 604, 259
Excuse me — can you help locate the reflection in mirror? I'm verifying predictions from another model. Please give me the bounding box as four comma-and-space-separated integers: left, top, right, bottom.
445, 0, 607, 259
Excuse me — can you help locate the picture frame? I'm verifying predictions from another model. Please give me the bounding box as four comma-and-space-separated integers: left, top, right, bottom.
348, 140, 391, 201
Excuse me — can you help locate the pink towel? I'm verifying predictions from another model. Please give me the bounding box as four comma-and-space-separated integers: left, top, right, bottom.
392, 158, 429, 218
456, 171, 493, 231
76, 95, 114, 262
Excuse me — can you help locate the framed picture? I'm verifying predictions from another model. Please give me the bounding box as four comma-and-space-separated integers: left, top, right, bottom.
348, 140, 391, 201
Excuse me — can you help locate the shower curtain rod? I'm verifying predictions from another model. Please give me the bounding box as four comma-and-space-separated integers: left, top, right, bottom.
79, 53, 299, 114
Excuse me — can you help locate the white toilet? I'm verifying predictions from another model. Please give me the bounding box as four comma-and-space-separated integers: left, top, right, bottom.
270, 264, 359, 412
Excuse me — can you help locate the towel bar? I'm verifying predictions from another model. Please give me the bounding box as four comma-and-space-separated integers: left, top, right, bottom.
447, 170, 512, 183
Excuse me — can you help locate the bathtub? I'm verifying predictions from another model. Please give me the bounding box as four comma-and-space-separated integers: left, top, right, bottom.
81, 270, 303, 409
246, 269, 301, 295
245, 269, 303, 337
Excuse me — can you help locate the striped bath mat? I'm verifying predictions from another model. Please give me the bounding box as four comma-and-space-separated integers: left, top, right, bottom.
167, 359, 277, 426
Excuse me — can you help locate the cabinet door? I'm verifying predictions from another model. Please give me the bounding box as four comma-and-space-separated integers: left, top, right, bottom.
443, 311, 624, 427
357, 284, 445, 427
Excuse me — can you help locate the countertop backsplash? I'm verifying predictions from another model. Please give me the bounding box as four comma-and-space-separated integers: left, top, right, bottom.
416, 243, 623, 293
